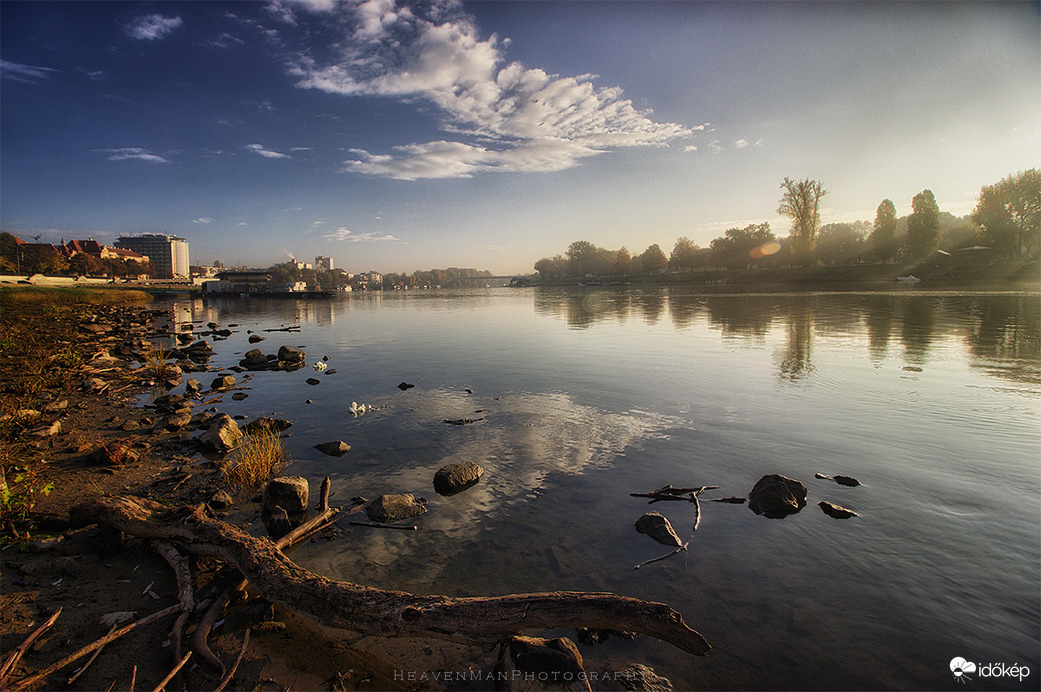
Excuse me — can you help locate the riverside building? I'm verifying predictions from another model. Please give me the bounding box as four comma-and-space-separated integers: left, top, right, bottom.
115, 234, 189, 279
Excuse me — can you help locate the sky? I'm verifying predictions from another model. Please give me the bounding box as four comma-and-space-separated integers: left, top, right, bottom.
1, 0, 1038, 275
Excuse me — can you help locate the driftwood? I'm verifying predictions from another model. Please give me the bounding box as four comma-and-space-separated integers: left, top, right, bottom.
192, 501, 342, 674
70, 495, 710, 657
213, 629, 249, 692
9, 604, 182, 692
152, 541, 194, 664
151, 651, 191, 692
65, 624, 117, 685
0, 608, 62, 685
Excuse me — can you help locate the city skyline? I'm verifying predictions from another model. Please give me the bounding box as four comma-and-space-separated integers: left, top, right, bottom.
2, 1, 1038, 275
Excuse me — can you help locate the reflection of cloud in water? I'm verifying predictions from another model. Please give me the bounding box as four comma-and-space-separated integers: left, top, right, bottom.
298, 388, 668, 588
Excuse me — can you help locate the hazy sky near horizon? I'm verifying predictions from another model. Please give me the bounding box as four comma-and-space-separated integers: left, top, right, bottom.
2, 0, 1038, 274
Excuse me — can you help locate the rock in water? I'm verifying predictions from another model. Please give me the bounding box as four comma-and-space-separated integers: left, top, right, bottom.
819, 501, 858, 519
397, 381, 415, 390
621, 663, 673, 692
433, 461, 484, 495
211, 374, 236, 391
833, 475, 861, 487
314, 440, 351, 457
242, 417, 293, 435
198, 413, 242, 453
366, 493, 427, 523
634, 511, 682, 547
277, 345, 305, 364
263, 476, 309, 514
748, 474, 807, 518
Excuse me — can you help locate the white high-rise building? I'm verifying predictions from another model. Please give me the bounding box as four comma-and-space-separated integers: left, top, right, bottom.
115, 234, 189, 279
315, 256, 334, 272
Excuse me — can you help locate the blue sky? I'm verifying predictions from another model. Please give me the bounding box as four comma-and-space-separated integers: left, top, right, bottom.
2, 1, 1038, 274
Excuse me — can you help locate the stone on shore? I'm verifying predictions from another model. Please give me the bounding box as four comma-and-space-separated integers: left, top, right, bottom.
433, 461, 484, 495
634, 511, 682, 547
314, 440, 351, 457
198, 413, 242, 453
366, 493, 427, 523
620, 663, 673, 692
748, 474, 807, 518
499, 636, 590, 692
263, 476, 309, 514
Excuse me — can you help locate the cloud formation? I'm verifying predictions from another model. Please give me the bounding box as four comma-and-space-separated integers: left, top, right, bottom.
193, 217, 215, 224
245, 143, 290, 159
99, 147, 170, 163
287, 0, 693, 179
1, 59, 59, 83
321, 226, 400, 243
126, 14, 184, 41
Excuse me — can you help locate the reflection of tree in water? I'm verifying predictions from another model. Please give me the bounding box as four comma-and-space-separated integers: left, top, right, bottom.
705, 295, 775, 341
668, 291, 704, 330
965, 295, 1041, 384
778, 296, 814, 381
633, 290, 666, 325
863, 295, 896, 364
900, 296, 938, 366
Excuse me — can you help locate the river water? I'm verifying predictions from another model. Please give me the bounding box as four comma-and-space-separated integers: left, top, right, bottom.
165, 287, 1039, 690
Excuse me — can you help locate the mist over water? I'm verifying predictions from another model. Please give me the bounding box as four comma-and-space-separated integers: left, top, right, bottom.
169, 287, 1040, 690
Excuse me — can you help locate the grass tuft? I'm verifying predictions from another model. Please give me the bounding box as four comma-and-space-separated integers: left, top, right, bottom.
225, 428, 286, 496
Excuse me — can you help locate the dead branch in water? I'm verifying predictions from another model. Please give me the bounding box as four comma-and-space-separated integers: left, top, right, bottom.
69, 495, 710, 659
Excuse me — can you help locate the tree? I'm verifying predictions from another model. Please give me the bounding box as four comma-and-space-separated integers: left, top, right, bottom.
815, 222, 867, 265
777, 177, 827, 265
906, 189, 942, 261
566, 240, 599, 276
636, 244, 668, 273
709, 223, 776, 269
614, 246, 632, 274
972, 168, 1041, 259
870, 199, 899, 262
534, 255, 568, 280
69, 253, 103, 276
669, 237, 700, 271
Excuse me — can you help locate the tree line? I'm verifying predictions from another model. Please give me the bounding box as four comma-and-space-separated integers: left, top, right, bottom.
534, 168, 1039, 279
266, 261, 493, 290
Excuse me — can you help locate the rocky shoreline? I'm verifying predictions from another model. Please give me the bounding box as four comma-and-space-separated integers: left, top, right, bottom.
0, 294, 429, 691
2, 291, 664, 692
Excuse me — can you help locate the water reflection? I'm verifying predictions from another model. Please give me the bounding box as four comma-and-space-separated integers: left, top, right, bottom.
534, 288, 1041, 385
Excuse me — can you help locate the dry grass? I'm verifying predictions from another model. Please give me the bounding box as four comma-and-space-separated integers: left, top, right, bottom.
1, 286, 153, 306
225, 428, 286, 496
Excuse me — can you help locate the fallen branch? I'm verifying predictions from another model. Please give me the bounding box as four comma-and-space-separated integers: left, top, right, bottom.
343, 520, 418, 531
213, 629, 250, 692
191, 502, 342, 674
71, 496, 711, 657
10, 604, 181, 692
0, 608, 62, 685
66, 624, 117, 685
150, 651, 191, 692
152, 541, 194, 664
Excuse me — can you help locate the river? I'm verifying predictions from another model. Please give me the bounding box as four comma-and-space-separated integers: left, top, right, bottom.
165, 286, 1040, 690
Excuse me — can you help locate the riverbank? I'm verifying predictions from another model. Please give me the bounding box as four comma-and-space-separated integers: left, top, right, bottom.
537, 258, 1041, 289
0, 287, 419, 691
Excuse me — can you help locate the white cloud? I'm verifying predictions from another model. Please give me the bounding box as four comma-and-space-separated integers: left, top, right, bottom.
734, 139, 749, 149
193, 217, 215, 224
126, 14, 184, 41
683, 145, 698, 153
321, 226, 401, 243
707, 139, 723, 154
245, 143, 290, 159
290, 0, 692, 178
344, 138, 601, 180
1, 59, 59, 82
99, 147, 170, 163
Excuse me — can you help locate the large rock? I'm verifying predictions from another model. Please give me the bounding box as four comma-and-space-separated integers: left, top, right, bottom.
239, 349, 270, 368
198, 413, 242, 453
277, 345, 306, 364
242, 417, 293, 435
634, 512, 682, 547
433, 461, 484, 495
366, 494, 427, 523
211, 375, 236, 391
263, 476, 309, 514
748, 474, 806, 518
499, 636, 590, 692
314, 440, 351, 457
